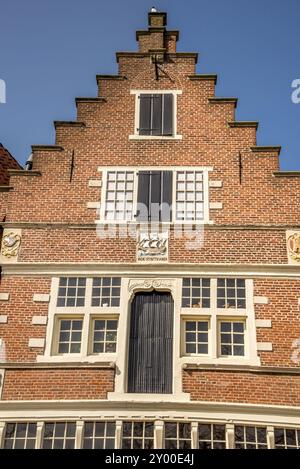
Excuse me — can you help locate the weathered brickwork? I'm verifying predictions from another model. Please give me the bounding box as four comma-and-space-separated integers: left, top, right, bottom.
0, 10, 299, 427
183, 370, 300, 406
2, 368, 114, 400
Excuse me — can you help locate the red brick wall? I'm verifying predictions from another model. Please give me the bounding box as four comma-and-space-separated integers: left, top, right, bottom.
2, 369, 114, 400
183, 370, 300, 406
0, 144, 21, 185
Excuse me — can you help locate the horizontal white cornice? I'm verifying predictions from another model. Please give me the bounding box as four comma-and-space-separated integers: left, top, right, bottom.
1, 262, 300, 278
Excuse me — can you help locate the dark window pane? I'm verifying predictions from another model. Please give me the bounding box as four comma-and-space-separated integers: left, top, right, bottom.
15, 439, 25, 449
26, 439, 36, 449
95, 422, 105, 437
44, 423, 54, 438
199, 424, 211, 440
235, 426, 244, 442
66, 423, 76, 437
214, 425, 226, 440
179, 423, 191, 439
182, 279, 190, 287
28, 424, 37, 438
83, 439, 93, 449
84, 422, 93, 438
122, 422, 132, 437
220, 322, 231, 332
59, 278, 67, 286
286, 429, 296, 446
16, 423, 26, 438
186, 322, 196, 331
257, 428, 267, 444
106, 422, 116, 437
66, 297, 76, 307
165, 440, 177, 450
233, 323, 244, 333
198, 344, 208, 354
122, 439, 132, 449
274, 428, 284, 445
53, 439, 64, 449
55, 423, 65, 437
42, 439, 52, 449
65, 439, 75, 449
246, 427, 256, 442
165, 423, 177, 439
76, 297, 85, 307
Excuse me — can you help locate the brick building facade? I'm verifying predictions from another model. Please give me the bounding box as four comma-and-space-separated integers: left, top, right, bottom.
0, 10, 300, 449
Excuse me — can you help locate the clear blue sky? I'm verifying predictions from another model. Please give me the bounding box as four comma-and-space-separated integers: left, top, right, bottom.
0, 0, 299, 169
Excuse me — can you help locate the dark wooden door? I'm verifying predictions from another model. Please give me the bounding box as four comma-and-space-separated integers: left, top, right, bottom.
127, 291, 174, 394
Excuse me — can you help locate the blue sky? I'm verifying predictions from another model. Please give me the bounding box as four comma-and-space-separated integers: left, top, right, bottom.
0, 0, 299, 169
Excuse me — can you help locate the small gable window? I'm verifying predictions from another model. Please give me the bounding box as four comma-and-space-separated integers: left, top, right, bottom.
139, 93, 173, 136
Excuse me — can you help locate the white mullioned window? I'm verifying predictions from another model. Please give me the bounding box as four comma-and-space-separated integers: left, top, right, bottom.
274, 427, 300, 449
164, 422, 191, 449
99, 166, 212, 224
234, 425, 268, 449
198, 423, 226, 449
41, 277, 122, 363
104, 170, 134, 221
42, 422, 76, 449
180, 278, 259, 365
91, 318, 118, 353
3, 423, 37, 449
55, 317, 83, 355
184, 319, 210, 355
176, 171, 204, 221
121, 422, 154, 449
219, 320, 245, 357
82, 422, 116, 449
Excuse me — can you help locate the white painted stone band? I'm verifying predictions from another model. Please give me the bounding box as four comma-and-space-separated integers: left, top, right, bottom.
257, 342, 273, 351
0, 293, 9, 301
28, 339, 45, 348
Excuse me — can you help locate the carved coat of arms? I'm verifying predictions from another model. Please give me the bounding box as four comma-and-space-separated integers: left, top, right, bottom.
1, 232, 21, 258
287, 232, 300, 263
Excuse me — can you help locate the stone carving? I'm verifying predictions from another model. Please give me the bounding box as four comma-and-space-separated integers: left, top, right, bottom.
287, 232, 300, 262
1, 232, 21, 258
128, 279, 173, 293
137, 232, 168, 262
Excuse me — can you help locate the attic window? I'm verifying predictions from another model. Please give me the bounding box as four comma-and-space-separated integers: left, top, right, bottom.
130, 90, 182, 140
138, 93, 173, 136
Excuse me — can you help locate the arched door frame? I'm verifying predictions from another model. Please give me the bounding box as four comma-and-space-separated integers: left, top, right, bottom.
109, 278, 190, 401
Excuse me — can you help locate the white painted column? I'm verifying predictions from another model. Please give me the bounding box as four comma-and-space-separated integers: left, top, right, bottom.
191, 422, 198, 449
115, 420, 122, 449
226, 423, 235, 449
267, 426, 275, 449
36, 421, 44, 449
0, 422, 5, 449
154, 420, 164, 449
75, 421, 84, 449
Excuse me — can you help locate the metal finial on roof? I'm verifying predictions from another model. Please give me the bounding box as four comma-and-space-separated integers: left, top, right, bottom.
151, 7, 157, 12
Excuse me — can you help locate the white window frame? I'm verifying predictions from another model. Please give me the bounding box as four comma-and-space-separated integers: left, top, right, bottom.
89, 315, 119, 355
129, 90, 182, 140
37, 277, 121, 363
97, 166, 213, 225
181, 317, 211, 357
179, 278, 260, 366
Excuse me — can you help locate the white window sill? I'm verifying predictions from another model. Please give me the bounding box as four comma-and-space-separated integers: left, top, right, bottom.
94, 220, 214, 225
129, 135, 183, 141
180, 356, 261, 367
107, 392, 190, 402
36, 354, 117, 363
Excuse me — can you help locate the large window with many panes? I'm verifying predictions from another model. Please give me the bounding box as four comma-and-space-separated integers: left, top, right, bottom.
100, 168, 210, 223
2, 421, 299, 449
181, 278, 254, 362
45, 277, 121, 360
